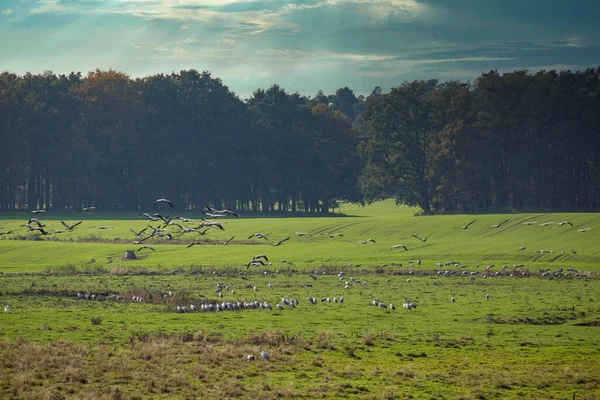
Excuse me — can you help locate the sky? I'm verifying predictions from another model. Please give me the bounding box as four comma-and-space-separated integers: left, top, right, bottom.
1, 0, 599, 99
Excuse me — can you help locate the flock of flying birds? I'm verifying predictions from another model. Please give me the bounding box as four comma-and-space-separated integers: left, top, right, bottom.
0, 199, 594, 264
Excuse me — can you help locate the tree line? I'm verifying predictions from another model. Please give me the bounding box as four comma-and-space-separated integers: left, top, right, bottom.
0, 67, 599, 213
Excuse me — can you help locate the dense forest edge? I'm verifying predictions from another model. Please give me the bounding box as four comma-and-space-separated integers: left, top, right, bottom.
1, 67, 599, 214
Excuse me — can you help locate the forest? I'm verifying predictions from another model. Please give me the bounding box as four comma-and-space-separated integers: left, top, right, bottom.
0, 67, 599, 213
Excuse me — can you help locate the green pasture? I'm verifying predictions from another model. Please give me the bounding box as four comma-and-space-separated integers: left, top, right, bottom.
0, 200, 599, 273
1, 201, 599, 399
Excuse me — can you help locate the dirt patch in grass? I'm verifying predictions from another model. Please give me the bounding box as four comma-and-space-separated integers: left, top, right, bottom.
486, 310, 587, 325
573, 320, 600, 327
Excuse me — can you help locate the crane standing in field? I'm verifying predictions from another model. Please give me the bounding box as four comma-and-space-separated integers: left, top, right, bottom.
260, 347, 270, 361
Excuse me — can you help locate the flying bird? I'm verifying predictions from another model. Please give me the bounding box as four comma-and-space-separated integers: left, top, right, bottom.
133, 235, 151, 245
390, 244, 408, 252
412, 232, 433, 242
154, 198, 174, 208
28, 218, 45, 227
139, 213, 161, 221
61, 220, 82, 231
136, 246, 155, 252
130, 227, 148, 236
253, 254, 269, 262
80, 206, 96, 212
248, 232, 269, 240
205, 205, 239, 217
273, 237, 290, 246
245, 259, 265, 268
24, 225, 47, 234
490, 219, 509, 228
202, 221, 225, 231
358, 239, 376, 244
556, 221, 573, 226
29, 209, 46, 214
220, 236, 235, 245
456, 219, 476, 229
324, 232, 343, 238
176, 216, 203, 223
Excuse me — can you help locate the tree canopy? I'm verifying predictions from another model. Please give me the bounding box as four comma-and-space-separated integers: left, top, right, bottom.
1, 67, 599, 213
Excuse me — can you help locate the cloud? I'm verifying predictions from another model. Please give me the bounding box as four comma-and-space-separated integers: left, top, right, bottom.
30, 0, 73, 14
2, 8, 14, 16
218, 38, 236, 45
3, 0, 600, 99
256, 49, 395, 62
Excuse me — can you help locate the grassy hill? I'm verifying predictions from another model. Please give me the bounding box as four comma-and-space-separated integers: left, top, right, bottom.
0, 200, 598, 273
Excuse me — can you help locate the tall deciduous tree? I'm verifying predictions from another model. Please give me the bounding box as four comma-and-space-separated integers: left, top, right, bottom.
359, 80, 437, 214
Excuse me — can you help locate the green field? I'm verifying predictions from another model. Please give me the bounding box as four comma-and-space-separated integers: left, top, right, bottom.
1, 201, 599, 399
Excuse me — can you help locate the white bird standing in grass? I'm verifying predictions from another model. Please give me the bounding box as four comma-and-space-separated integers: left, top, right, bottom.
260, 347, 270, 361
4, 304, 9, 312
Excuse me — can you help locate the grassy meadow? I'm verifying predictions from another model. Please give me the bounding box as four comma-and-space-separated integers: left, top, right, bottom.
0, 200, 599, 399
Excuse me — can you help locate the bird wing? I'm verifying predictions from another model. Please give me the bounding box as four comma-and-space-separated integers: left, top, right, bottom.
411, 234, 423, 241
138, 235, 151, 244
72, 220, 83, 228
60, 221, 70, 229
224, 236, 235, 244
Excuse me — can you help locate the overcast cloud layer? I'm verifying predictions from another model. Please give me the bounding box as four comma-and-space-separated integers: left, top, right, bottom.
1, 0, 599, 98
